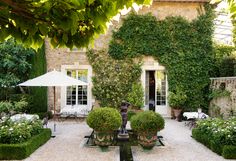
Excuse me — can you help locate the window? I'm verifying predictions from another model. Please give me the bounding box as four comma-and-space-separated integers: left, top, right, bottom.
156, 71, 166, 106
66, 69, 88, 106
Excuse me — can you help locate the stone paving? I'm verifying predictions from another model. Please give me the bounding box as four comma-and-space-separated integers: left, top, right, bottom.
132, 119, 233, 161
23, 119, 234, 161
24, 120, 119, 161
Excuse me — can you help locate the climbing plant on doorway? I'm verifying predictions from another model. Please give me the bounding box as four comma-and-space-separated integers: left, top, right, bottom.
86, 49, 142, 108
108, 5, 215, 110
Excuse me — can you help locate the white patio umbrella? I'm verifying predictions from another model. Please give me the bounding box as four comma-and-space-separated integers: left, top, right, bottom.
18, 70, 87, 132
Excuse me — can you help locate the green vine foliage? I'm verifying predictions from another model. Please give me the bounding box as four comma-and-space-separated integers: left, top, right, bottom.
212, 44, 236, 77
209, 89, 231, 100
109, 6, 215, 109
127, 82, 144, 109
87, 49, 142, 108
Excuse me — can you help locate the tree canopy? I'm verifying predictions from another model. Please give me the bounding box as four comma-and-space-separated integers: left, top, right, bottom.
0, 38, 34, 88
0, 0, 151, 50
227, 0, 236, 20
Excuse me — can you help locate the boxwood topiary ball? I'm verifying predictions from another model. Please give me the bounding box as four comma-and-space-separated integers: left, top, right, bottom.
130, 111, 165, 133
86, 107, 122, 132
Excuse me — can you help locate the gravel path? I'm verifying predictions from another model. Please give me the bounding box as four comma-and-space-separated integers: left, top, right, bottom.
23, 119, 234, 161
132, 119, 234, 161
24, 120, 119, 161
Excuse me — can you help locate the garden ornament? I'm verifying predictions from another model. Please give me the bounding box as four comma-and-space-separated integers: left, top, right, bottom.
120, 101, 130, 134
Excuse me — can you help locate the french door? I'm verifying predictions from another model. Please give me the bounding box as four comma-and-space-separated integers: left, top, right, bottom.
145, 70, 167, 115
155, 71, 167, 115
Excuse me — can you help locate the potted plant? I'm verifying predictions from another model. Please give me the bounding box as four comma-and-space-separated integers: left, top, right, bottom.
86, 107, 122, 147
168, 88, 187, 121
130, 111, 165, 149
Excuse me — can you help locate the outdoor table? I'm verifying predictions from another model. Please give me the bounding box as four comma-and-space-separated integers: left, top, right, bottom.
183, 112, 208, 129
183, 112, 208, 120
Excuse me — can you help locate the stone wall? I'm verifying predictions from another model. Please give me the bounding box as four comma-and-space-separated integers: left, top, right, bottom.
45, 1, 206, 111
139, 2, 204, 20
210, 78, 236, 118
45, 42, 91, 111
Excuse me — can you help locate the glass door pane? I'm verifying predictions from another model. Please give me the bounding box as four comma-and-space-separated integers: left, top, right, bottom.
66, 70, 76, 105
145, 71, 149, 105
77, 70, 88, 105
66, 86, 76, 105
156, 71, 166, 106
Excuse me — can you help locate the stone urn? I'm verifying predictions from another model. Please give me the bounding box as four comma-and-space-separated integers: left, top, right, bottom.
87, 108, 122, 147
130, 111, 165, 149
137, 131, 157, 149
94, 131, 114, 147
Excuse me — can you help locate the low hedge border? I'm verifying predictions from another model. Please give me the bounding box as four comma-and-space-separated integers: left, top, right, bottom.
222, 145, 236, 159
192, 128, 236, 159
0, 128, 51, 160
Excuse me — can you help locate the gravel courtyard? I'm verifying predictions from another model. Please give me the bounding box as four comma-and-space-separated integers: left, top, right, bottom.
23, 119, 233, 161
24, 120, 119, 161
132, 119, 234, 161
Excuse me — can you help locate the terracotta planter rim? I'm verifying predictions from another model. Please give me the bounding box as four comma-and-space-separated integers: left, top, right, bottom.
172, 107, 183, 110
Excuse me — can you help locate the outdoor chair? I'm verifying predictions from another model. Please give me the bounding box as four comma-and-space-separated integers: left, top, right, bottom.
58, 105, 94, 121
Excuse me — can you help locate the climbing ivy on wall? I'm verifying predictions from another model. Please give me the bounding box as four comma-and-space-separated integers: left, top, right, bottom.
212, 44, 236, 77
109, 5, 215, 109
86, 49, 142, 108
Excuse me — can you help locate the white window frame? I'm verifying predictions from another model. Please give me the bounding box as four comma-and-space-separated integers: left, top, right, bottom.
61, 64, 92, 110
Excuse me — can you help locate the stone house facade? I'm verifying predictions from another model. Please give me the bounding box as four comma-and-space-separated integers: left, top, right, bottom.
45, 0, 209, 117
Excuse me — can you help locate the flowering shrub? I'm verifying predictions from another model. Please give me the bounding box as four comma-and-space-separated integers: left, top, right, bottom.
0, 118, 43, 144
196, 117, 236, 146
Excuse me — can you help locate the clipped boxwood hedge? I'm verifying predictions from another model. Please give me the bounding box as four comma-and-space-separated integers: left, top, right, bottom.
192, 128, 211, 148
127, 110, 136, 121
0, 128, 51, 160
192, 128, 236, 159
223, 145, 236, 159
86, 107, 122, 131
211, 140, 223, 155
131, 111, 165, 133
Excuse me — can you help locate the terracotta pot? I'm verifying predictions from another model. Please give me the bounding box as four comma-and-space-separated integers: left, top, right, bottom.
137, 131, 157, 149
173, 109, 182, 121
94, 131, 114, 147
173, 109, 182, 117
171, 108, 176, 119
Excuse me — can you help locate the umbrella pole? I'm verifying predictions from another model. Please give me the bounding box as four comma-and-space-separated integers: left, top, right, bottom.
53, 86, 56, 132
